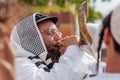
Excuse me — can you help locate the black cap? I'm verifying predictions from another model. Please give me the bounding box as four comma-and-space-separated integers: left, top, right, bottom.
35, 13, 58, 24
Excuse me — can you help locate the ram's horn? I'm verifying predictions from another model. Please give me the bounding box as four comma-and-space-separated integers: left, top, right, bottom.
78, 1, 93, 45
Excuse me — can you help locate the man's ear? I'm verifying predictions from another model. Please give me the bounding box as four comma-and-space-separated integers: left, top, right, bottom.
103, 27, 112, 46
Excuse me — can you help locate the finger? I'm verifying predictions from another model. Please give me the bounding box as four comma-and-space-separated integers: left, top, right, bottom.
0, 59, 15, 80
0, 42, 4, 59
2, 37, 15, 65
63, 35, 80, 47
0, 26, 5, 38
59, 47, 66, 55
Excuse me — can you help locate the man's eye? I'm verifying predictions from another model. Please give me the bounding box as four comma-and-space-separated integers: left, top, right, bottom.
51, 30, 56, 34
47, 30, 53, 35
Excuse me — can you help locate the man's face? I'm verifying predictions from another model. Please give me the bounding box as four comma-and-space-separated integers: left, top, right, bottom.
38, 20, 62, 48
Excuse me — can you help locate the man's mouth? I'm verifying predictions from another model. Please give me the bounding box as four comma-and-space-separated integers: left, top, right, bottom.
54, 39, 64, 48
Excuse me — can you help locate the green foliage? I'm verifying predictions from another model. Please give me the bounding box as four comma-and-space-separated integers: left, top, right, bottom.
36, 0, 50, 6
70, 0, 102, 22
87, 6, 102, 22
20, 0, 106, 22
56, 0, 65, 7
71, 0, 88, 11
21, 0, 50, 5
34, 4, 76, 14
21, 0, 33, 4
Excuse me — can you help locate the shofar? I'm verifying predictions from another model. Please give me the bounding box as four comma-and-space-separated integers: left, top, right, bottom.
78, 1, 93, 45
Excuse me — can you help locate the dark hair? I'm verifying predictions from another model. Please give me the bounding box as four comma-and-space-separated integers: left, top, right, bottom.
113, 37, 120, 52
96, 12, 113, 74
98, 11, 120, 54
97, 12, 112, 56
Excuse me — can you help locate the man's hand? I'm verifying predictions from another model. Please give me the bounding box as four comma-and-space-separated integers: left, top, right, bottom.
63, 35, 80, 47
0, 37, 15, 80
58, 35, 80, 54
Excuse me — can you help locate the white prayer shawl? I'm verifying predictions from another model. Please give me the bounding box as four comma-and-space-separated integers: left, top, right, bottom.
10, 13, 53, 70
83, 23, 101, 59
86, 73, 120, 80
10, 13, 96, 80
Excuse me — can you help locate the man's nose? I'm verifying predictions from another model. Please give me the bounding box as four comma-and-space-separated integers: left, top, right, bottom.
54, 32, 62, 41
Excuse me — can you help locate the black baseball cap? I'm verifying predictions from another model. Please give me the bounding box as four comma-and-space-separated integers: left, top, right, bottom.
35, 13, 58, 24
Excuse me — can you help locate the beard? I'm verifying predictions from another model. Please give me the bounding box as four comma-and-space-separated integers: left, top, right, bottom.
46, 44, 61, 64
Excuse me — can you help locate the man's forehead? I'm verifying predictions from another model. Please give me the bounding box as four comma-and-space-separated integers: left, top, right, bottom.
38, 20, 54, 25
38, 20, 57, 29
